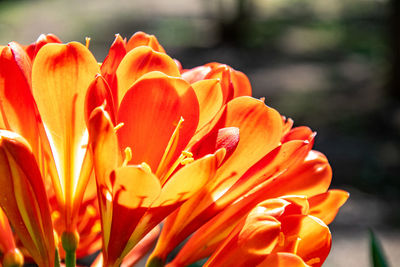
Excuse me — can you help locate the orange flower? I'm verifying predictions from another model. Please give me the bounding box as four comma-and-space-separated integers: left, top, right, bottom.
0, 35, 101, 263
0, 31, 348, 267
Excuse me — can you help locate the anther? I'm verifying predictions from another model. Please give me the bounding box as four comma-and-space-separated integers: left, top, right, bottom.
114, 122, 124, 131
140, 162, 152, 174
181, 157, 194, 165
122, 147, 132, 167
85, 37, 91, 48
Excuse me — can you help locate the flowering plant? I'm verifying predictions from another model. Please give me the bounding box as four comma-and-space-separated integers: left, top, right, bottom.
0, 32, 348, 267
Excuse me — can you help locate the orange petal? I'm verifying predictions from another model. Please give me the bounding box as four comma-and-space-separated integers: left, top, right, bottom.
32, 42, 100, 228
0, 43, 43, 161
116, 47, 180, 104
152, 96, 282, 261
257, 253, 310, 267
308, 189, 349, 225
117, 72, 199, 172
266, 150, 332, 197
282, 126, 315, 143
25, 34, 62, 61
278, 215, 331, 267
191, 79, 223, 130
0, 130, 55, 267
85, 74, 116, 125
87, 106, 120, 251
100, 34, 127, 109
203, 210, 281, 267
126, 31, 166, 53
0, 207, 16, 253
106, 166, 161, 267
169, 198, 292, 266
181, 65, 212, 83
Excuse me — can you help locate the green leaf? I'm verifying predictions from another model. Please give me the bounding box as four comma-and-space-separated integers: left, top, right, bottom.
369, 229, 389, 267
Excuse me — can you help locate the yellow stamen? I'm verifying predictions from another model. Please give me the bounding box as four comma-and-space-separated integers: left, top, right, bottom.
181, 157, 194, 165
140, 162, 152, 174
156, 117, 184, 177
114, 122, 124, 132
85, 37, 91, 48
182, 151, 193, 157
293, 237, 301, 254
122, 147, 132, 167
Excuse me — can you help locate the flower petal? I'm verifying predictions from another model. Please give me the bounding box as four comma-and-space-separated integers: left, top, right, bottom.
116, 47, 180, 104
0, 130, 55, 267
126, 31, 166, 53
100, 34, 127, 108
32, 42, 100, 227
308, 189, 349, 225
192, 79, 223, 131
117, 72, 199, 172
257, 253, 310, 267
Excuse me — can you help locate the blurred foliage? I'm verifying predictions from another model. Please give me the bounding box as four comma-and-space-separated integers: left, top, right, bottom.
370, 229, 390, 267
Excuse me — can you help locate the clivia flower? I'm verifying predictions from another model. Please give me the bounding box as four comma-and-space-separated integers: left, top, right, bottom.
0, 31, 348, 267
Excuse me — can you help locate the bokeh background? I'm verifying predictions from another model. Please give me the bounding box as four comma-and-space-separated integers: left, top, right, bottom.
0, 0, 399, 266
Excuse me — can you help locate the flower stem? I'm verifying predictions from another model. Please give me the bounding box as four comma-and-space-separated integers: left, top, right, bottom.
61, 231, 79, 267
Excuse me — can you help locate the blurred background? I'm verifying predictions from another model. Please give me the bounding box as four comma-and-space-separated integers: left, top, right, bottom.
0, 0, 399, 266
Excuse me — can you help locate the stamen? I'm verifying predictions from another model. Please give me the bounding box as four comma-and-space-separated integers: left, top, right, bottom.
306, 258, 320, 265
122, 147, 132, 167
182, 151, 193, 157
156, 117, 184, 177
85, 37, 91, 48
114, 122, 124, 131
140, 162, 152, 174
181, 157, 194, 165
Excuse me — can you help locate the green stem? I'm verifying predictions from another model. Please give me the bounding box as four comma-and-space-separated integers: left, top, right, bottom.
64, 249, 76, 267
54, 248, 61, 267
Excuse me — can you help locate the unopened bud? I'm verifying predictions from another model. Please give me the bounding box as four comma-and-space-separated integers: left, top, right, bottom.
61, 231, 79, 252
3, 248, 24, 267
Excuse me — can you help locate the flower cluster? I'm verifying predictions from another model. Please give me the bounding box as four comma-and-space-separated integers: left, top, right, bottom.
0, 32, 348, 267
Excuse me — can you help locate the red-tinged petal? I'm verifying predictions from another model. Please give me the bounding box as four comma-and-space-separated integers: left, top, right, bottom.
0, 208, 16, 253
100, 34, 127, 108
122, 152, 221, 263
190, 127, 239, 160
278, 215, 331, 267
88, 107, 120, 251
265, 150, 332, 197
257, 253, 310, 267
32, 42, 100, 228
152, 97, 282, 261
181, 65, 212, 83
203, 210, 281, 267
216, 140, 310, 207
204, 63, 252, 103
117, 72, 199, 172
308, 190, 349, 225
25, 34, 62, 61
106, 166, 161, 267
192, 79, 224, 130
169, 198, 292, 266
0, 43, 43, 161
282, 126, 315, 143
0, 131, 55, 267
126, 32, 166, 53
208, 96, 283, 192
116, 47, 180, 104
85, 75, 116, 125
282, 117, 294, 135
230, 69, 252, 98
